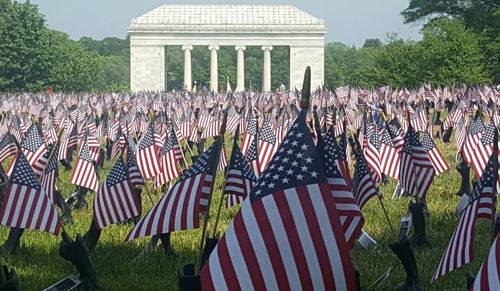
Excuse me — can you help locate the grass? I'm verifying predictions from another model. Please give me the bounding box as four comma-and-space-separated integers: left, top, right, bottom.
0, 131, 498, 290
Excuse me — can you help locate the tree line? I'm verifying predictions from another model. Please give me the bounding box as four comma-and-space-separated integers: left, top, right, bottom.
0, 0, 498, 92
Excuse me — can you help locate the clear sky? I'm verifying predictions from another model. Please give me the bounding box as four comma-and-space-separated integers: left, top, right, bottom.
28, 0, 422, 47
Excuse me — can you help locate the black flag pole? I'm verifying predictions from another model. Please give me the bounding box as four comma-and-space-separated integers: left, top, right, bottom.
491, 126, 498, 241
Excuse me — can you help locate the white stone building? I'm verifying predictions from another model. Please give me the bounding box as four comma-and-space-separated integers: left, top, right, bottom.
129, 5, 326, 92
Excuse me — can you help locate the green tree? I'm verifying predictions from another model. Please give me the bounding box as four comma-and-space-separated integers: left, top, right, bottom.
0, 0, 50, 90
416, 17, 489, 85
46, 30, 103, 91
362, 38, 383, 48
401, 0, 498, 32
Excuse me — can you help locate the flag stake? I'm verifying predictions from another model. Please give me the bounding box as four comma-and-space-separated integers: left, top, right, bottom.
195, 110, 228, 272
211, 125, 239, 238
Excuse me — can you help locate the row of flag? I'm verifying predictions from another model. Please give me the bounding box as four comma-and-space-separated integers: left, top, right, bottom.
0, 80, 498, 289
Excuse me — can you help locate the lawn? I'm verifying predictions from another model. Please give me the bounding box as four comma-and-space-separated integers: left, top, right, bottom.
0, 131, 497, 290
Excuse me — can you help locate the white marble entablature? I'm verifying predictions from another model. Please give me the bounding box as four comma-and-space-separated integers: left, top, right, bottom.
129, 5, 326, 34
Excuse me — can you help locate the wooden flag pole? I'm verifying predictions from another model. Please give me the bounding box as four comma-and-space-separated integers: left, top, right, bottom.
211, 125, 239, 238
195, 110, 228, 272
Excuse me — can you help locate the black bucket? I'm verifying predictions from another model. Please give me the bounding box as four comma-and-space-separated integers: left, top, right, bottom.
178, 264, 201, 291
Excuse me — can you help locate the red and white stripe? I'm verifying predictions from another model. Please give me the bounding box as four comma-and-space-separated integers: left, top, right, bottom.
201, 184, 357, 290
471, 234, 500, 290
126, 173, 213, 240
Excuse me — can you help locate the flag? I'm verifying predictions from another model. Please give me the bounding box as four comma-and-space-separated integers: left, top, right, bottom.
155, 129, 181, 187
0, 133, 17, 163
224, 138, 257, 208
93, 157, 139, 229
433, 149, 496, 281
380, 126, 401, 179
0, 152, 61, 235
126, 143, 144, 187
421, 131, 449, 176
136, 124, 161, 180
471, 234, 500, 290
352, 149, 379, 210
201, 109, 357, 290
258, 120, 278, 173
399, 125, 435, 199
364, 121, 381, 183
40, 144, 59, 202
470, 123, 496, 178
317, 130, 364, 249
126, 139, 220, 240
463, 116, 485, 164
21, 124, 48, 178
70, 136, 99, 192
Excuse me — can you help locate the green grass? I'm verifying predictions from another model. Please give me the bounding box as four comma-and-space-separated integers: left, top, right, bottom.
0, 132, 498, 290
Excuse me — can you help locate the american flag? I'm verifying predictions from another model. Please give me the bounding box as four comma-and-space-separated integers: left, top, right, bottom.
0, 132, 17, 163
136, 124, 161, 180
258, 120, 278, 173
126, 139, 220, 240
421, 131, 449, 176
380, 126, 401, 179
40, 144, 59, 202
317, 130, 364, 249
352, 148, 379, 210
409, 105, 427, 132
70, 136, 99, 192
201, 109, 357, 290
470, 123, 496, 178
224, 138, 257, 208
126, 142, 144, 186
399, 125, 435, 199
0, 152, 61, 235
21, 124, 48, 178
471, 234, 500, 290
463, 116, 485, 165
93, 157, 139, 229
226, 106, 240, 133
245, 130, 261, 178
154, 129, 181, 187
364, 121, 381, 183
433, 150, 496, 281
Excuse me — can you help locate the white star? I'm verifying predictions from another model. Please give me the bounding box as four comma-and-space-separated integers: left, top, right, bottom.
301, 144, 308, 150
292, 141, 298, 147
305, 157, 313, 163
291, 161, 298, 167
297, 174, 303, 180
311, 171, 318, 178
301, 165, 308, 172
278, 166, 284, 171
273, 174, 279, 180
297, 153, 303, 159
283, 177, 289, 183
286, 169, 293, 175
268, 182, 275, 188
296, 132, 303, 138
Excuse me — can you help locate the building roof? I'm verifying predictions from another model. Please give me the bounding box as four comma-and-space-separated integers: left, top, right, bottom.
129, 5, 326, 34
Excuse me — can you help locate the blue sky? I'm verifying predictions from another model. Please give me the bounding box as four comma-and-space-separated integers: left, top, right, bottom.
29, 0, 422, 47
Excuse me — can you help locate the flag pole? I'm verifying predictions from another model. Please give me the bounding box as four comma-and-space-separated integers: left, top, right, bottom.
211, 125, 239, 238
195, 110, 228, 272
491, 127, 498, 241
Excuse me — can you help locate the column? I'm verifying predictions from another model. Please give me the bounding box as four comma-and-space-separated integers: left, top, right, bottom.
208, 45, 219, 92
182, 45, 193, 91
261, 46, 273, 92
235, 45, 246, 92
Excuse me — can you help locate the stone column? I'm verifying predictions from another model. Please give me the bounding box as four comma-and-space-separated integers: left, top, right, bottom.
208, 45, 219, 92
182, 45, 193, 91
235, 46, 246, 92
261, 46, 273, 92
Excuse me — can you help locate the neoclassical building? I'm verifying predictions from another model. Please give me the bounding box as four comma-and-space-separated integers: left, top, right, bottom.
129, 5, 326, 92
